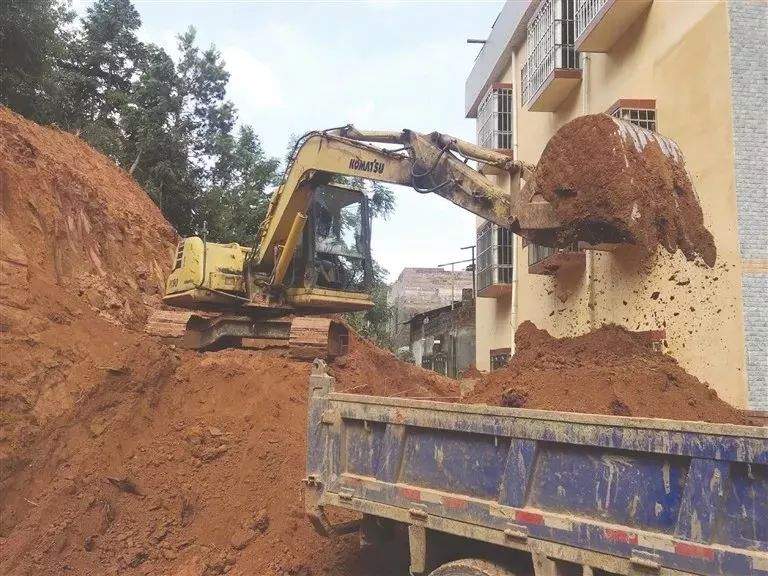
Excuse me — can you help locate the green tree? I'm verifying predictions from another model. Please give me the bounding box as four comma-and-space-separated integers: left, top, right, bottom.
120, 44, 198, 233
197, 126, 280, 244
57, 0, 145, 158
0, 0, 74, 122
345, 262, 394, 349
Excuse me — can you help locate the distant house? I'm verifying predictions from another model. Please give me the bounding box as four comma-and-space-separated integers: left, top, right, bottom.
406, 288, 475, 378
388, 267, 473, 350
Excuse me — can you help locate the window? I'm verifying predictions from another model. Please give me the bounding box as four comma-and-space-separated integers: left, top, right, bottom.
476, 222, 515, 295
490, 348, 511, 371
528, 243, 557, 267
477, 84, 514, 149
527, 242, 580, 267
522, 0, 579, 105
610, 104, 656, 132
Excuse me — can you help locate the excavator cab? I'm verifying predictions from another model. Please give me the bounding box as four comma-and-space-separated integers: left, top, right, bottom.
279, 183, 374, 312
290, 184, 372, 291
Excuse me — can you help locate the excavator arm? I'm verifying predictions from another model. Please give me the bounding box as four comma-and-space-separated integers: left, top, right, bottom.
252, 126, 558, 272
163, 114, 713, 356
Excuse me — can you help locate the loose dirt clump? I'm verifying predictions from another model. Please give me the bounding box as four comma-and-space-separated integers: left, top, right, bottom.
535, 113, 716, 266
467, 321, 749, 424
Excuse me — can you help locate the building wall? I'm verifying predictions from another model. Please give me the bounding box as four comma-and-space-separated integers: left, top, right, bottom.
473, 1, 752, 407
388, 267, 473, 350
727, 0, 768, 410
408, 299, 476, 377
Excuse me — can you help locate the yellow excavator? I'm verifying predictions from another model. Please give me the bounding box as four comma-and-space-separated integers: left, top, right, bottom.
162, 117, 706, 358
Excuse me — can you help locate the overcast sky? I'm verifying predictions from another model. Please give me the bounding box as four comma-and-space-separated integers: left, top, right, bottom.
75, 0, 505, 281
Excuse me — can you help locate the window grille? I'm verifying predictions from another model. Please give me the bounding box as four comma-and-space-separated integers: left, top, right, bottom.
574, 0, 606, 41
477, 222, 515, 294
522, 0, 580, 105
610, 106, 656, 132
527, 242, 580, 267
490, 348, 511, 371
477, 85, 514, 149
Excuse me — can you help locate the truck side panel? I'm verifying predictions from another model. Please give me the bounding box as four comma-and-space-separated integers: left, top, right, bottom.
305, 362, 768, 576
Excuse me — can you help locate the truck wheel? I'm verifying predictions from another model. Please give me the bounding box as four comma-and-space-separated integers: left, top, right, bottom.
428, 558, 519, 576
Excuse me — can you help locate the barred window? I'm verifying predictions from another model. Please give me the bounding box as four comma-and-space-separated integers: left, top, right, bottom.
490, 348, 511, 371
477, 84, 514, 149
575, 0, 607, 40
528, 242, 580, 267
610, 105, 656, 132
477, 222, 515, 294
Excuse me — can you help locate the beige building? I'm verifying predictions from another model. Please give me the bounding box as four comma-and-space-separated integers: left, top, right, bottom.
466, 0, 767, 409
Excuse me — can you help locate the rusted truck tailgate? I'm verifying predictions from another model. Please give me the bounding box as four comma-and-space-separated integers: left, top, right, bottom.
305, 362, 768, 576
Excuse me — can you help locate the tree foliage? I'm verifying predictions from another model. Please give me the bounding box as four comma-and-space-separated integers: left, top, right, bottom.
2, 0, 400, 349
0, 0, 279, 244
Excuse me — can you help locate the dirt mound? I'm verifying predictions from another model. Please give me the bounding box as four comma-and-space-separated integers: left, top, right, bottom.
330, 331, 458, 399
459, 364, 483, 379
536, 113, 716, 266
0, 106, 177, 332
0, 342, 449, 576
467, 321, 748, 424
0, 106, 178, 488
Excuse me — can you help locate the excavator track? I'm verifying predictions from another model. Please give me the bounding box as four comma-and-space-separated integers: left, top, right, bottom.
288, 317, 349, 360
177, 313, 348, 360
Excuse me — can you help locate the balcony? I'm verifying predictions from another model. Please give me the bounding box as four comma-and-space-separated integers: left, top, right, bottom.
527, 243, 585, 276
575, 0, 653, 53
521, 0, 582, 112
477, 222, 514, 298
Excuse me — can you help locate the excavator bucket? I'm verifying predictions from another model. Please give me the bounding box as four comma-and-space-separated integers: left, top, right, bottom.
527, 114, 716, 266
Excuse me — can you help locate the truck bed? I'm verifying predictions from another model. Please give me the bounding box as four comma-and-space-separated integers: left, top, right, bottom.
305, 361, 768, 576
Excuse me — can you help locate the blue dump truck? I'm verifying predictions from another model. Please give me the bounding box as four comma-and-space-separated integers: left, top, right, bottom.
304, 361, 768, 576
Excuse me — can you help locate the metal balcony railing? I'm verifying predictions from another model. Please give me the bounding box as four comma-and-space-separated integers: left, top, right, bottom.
477, 85, 514, 150
477, 222, 515, 294
575, 0, 607, 40
521, 0, 580, 105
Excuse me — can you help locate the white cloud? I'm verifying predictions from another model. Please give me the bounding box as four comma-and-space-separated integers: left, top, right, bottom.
220, 46, 283, 113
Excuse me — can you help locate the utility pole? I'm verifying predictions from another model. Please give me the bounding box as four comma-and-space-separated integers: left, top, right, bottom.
461, 244, 476, 295
438, 256, 474, 378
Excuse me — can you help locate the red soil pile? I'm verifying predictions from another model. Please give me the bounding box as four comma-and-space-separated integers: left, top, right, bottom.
0, 109, 449, 575
459, 364, 483, 379
0, 346, 418, 576
536, 113, 716, 266
329, 331, 457, 399
0, 106, 177, 331
467, 321, 749, 424
0, 106, 177, 483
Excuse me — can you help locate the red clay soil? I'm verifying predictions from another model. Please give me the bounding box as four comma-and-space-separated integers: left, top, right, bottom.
0, 345, 421, 576
0, 108, 454, 575
329, 331, 458, 399
536, 114, 717, 267
467, 321, 749, 425
459, 364, 483, 379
